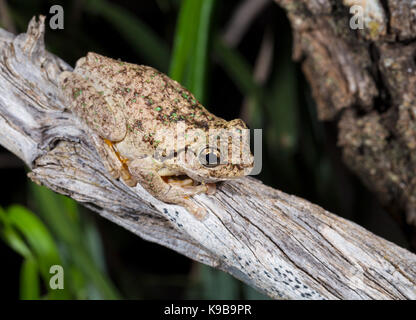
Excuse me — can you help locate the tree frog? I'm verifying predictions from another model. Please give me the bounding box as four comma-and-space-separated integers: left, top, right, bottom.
59, 52, 254, 219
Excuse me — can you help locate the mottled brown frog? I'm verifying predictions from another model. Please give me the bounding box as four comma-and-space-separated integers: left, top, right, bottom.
59, 52, 253, 219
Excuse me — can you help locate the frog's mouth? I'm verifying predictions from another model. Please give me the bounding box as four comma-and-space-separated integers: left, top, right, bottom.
160, 175, 216, 194
161, 175, 194, 187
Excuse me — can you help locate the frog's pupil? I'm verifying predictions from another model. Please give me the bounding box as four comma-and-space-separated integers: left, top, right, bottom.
199, 147, 220, 167
206, 153, 218, 165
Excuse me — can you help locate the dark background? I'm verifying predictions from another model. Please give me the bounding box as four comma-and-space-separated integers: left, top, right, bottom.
0, 0, 408, 299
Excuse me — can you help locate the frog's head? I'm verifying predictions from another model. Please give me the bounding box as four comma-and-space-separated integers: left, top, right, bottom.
177, 119, 254, 183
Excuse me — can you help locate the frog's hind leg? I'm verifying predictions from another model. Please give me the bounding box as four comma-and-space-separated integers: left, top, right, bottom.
128, 158, 209, 220
91, 135, 137, 187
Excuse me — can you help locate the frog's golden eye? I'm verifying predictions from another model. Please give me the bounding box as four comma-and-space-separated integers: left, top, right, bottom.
199, 147, 221, 168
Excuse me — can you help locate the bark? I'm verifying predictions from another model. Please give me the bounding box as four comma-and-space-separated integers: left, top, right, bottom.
274, 0, 416, 249
0, 16, 415, 300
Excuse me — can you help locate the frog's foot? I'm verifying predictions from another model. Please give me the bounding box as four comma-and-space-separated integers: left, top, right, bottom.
156, 177, 211, 220
171, 197, 207, 220
163, 184, 209, 220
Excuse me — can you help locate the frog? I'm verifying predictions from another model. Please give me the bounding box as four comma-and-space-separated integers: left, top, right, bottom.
59, 52, 254, 219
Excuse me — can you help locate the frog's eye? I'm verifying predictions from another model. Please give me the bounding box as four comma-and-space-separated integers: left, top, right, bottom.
199, 147, 221, 168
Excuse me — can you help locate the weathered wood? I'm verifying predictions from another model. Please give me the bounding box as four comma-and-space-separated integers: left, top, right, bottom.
0, 16, 415, 300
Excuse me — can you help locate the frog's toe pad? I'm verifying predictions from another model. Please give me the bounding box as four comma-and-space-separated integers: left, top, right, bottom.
206, 183, 216, 195
183, 201, 207, 220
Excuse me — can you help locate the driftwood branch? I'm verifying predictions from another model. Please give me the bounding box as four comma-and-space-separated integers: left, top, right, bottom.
0, 16, 415, 300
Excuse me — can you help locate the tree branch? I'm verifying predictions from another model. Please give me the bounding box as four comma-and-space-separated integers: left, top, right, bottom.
0, 16, 415, 300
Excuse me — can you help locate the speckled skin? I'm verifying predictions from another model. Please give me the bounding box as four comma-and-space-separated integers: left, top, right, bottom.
59, 52, 253, 219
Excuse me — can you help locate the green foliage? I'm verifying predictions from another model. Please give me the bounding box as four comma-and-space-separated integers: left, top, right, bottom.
0, 204, 69, 299
0, 184, 120, 299
170, 0, 215, 102
29, 183, 120, 299
20, 257, 40, 299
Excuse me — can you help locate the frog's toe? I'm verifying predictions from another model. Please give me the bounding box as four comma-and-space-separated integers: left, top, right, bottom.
122, 174, 137, 187
206, 183, 216, 195
181, 200, 207, 220
179, 184, 213, 197
163, 185, 209, 219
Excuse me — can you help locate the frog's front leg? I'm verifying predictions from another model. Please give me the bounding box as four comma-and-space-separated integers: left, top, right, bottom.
91, 135, 137, 186
128, 158, 209, 220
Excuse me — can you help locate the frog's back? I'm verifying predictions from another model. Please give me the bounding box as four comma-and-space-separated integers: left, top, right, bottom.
77, 53, 227, 135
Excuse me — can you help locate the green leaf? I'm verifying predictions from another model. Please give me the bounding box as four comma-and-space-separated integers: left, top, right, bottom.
3, 204, 71, 299
170, 0, 216, 104
1, 227, 32, 258
0, 206, 32, 258
70, 248, 120, 299
7, 205, 61, 279
169, 0, 202, 82
188, 0, 216, 103
20, 258, 40, 300
29, 184, 80, 245
30, 183, 120, 299
83, 217, 107, 273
